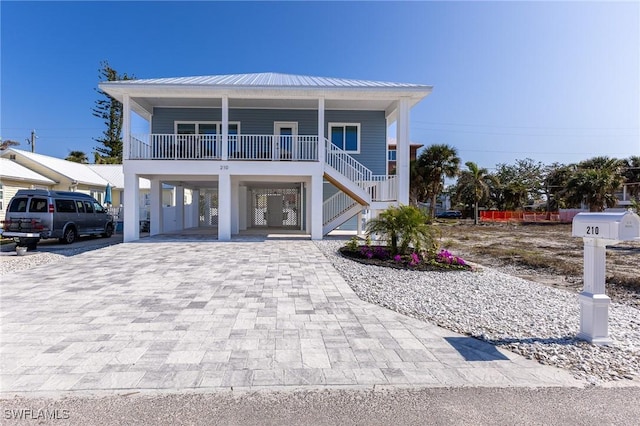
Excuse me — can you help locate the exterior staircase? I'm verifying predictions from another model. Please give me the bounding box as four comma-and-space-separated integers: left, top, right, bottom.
322, 139, 396, 234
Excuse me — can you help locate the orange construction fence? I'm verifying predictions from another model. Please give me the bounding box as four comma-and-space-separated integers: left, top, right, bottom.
479, 211, 567, 223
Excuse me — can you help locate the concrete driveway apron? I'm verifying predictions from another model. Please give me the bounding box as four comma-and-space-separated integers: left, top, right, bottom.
0, 237, 583, 395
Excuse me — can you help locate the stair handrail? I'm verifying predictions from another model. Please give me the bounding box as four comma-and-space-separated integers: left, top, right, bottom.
323, 191, 360, 226
324, 139, 373, 190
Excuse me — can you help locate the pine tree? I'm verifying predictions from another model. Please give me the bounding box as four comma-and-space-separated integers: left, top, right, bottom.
92, 61, 134, 163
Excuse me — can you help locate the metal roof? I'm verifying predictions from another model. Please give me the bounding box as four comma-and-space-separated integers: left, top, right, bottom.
107, 72, 431, 90
88, 164, 151, 189
3, 149, 109, 187
0, 157, 56, 184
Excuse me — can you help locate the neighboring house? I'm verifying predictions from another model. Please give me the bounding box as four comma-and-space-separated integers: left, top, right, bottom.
99, 72, 432, 241
387, 137, 424, 175
615, 182, 638, 208
0, 157, 56, 220
88, 164, 175, 223
0, 150, 167, 225
1, 149, 110, 202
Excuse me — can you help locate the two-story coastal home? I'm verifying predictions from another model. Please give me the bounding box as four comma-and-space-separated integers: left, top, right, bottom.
99, 73, 432, 241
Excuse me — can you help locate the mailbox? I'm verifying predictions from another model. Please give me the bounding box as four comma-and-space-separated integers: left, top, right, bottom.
572, 209, 640, 345
572, 210, 640, 241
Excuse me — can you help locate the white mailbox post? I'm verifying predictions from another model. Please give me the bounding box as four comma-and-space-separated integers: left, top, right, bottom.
572, 210, 640, 344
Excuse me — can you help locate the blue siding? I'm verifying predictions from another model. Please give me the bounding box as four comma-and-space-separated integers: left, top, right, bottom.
230, 109, 318, 135
152, 108, 317, 134
325, 110, 387, 175
152, 107, 386, 174
152, 108, 221, 133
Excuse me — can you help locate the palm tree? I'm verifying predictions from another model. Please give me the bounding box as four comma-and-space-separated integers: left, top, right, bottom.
456, 161, 498, 224
565, 157, 624, 212
365, 205, 436, 255
65, 150, 89, 164
413, 144, 460, 218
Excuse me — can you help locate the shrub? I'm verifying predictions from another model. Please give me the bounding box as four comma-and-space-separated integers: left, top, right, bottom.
365, 205, 438, 256
346, 236, 360, 251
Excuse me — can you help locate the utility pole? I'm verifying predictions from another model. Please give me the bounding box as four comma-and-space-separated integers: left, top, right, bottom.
26, 129, 37, 153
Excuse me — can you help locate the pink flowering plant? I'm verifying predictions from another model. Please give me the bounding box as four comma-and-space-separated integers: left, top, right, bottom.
436, 249, 466, 267
339, 205, 471, 271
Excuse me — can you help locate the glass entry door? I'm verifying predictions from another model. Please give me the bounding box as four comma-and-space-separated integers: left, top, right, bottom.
274, 122, 298, 160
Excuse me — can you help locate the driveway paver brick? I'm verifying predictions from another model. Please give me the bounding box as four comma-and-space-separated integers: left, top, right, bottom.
0, 236, 584, 395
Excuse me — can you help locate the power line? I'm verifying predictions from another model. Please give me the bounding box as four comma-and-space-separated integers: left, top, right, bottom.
412, 119, 640, 131
455, 148, 635, 156
412, 125, 639, 137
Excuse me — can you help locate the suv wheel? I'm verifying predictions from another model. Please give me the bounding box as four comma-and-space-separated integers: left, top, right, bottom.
102, 223, 114, 238
61, 227, 76, 244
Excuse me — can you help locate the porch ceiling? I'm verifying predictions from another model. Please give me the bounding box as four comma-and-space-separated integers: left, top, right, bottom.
131, 96, 400, 115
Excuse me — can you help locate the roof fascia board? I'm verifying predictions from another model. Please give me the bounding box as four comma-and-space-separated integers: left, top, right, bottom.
0, 176, 57, 185
100, 83, 432, 102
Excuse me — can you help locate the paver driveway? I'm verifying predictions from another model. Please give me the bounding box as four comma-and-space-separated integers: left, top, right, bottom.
0, 237, 582, 394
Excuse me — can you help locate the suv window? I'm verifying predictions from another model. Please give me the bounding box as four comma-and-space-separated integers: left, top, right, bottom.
76, 200, 85, 213
84, 201, 94, 213
29, 198, 48, 213
93, 202, 105, 214
9, 198, 28, 213
55, 199, 77, 213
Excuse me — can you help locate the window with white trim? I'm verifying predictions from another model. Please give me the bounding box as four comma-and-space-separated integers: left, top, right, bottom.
329, 123, 360, 153
0, 183, 3, 211
388, 149, 397, 161
175, 122, 240, 136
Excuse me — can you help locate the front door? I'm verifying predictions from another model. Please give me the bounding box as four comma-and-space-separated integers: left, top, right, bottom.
274, 122, 298, 160
266, 195, 284, 227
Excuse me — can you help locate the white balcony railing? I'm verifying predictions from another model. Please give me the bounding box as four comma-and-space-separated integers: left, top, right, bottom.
324, 139, 373, 192
368, 175, 398, 201
129, 134, 318, 161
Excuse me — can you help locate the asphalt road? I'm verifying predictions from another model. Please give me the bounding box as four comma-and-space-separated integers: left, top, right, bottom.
2, 387, 639, 425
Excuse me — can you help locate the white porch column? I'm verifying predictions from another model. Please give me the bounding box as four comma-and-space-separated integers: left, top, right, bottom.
239, 186, 248, 231
123, 172, 140, 242
122, 94, 130, 160
396, 97, 410, 205
150, 179, 163, 236
311, 174, 323, 240
175, 186, 184, 231
231, 178, 240, 235
192, 189, 200, 227
304, 181, 311, 235
317, 97, 325, 163
218, 173, 231, 241
221, 95, 229, 161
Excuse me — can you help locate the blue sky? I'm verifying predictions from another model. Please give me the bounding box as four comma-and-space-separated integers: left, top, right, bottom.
1, 1, 638, 170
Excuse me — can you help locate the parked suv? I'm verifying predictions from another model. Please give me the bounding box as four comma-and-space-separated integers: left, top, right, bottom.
3, 189, 114, 249
436, 210, 463, 219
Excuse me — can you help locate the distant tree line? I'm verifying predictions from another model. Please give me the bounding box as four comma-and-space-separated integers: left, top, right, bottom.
410, 144, 640, 220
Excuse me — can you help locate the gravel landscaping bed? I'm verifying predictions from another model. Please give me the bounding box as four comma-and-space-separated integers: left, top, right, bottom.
0, 244, 112, 276
315, 240, 640, 385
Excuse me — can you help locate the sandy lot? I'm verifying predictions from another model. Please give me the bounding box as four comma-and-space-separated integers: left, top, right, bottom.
436, 221, 640, 308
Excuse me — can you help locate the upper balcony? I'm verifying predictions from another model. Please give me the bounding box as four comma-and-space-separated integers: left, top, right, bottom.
129, 134, 319, 161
